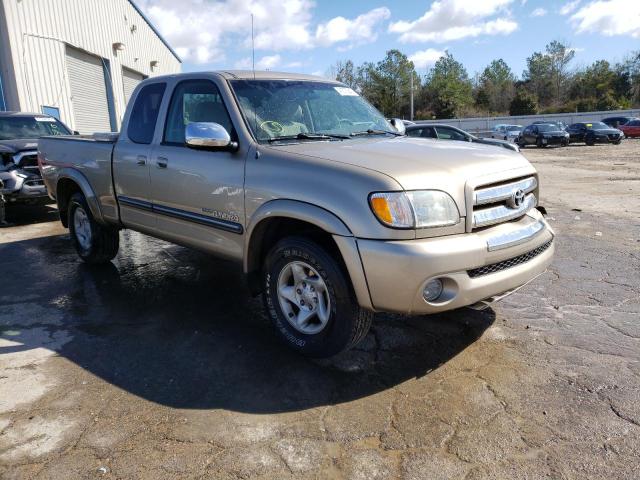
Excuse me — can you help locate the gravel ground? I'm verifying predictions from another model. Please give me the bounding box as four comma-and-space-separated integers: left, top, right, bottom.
0, 140, 639, 479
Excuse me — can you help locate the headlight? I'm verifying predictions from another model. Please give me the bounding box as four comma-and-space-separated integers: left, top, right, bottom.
369, 190, 460, 229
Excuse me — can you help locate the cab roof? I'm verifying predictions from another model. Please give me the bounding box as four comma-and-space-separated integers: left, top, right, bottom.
217, 70, 340, 82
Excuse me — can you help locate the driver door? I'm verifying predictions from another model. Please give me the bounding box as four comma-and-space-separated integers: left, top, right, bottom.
149, 79, 245, 258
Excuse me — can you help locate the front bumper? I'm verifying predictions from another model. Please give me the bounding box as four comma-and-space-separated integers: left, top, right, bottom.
541, 136, 567, 145
357, 209, 555, 314
0, 170, 49, 203
592, 134, 621, 144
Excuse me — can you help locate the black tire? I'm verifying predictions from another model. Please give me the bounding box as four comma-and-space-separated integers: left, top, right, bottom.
262, 236, 372, 358
586, 136, 595, 146
613, 140, 621, 145
518, 139, 525, 149
68, 192, 119, 264
536, 138, 543, 148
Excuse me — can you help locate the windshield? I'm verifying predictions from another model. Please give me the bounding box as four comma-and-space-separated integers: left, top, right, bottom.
506, 125, 521, 131
230, 80, 392, 141
0, 116, 70, 140
587, 122, 609, 130
536, 124, 558, 132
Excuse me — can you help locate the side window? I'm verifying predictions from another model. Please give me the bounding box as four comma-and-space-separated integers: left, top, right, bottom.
421, 127, 436, 138
435, 127, 466, 141
164, 80, 233, 145
128, 83, 166, 144
408, 127, 436, 138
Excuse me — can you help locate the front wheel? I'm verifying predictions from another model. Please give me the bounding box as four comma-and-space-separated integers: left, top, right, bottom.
262, 236, 372, 358
68, 192, 119, 264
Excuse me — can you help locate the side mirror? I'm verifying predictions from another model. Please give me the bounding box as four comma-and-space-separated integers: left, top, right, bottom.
185, 122, 237, 150
73, 131, 80, 135
389, 118, 406, 135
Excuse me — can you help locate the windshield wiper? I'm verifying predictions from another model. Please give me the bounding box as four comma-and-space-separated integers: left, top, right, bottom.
268, 132, 349, 143
350, 129, 403, 137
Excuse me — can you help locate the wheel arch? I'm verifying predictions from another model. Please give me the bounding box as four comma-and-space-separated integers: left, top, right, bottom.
56, 169, 105, 227
244, 200, 373, 310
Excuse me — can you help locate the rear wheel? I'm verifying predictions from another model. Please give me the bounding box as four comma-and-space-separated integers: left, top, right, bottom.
68, 192, 119, 264
536, 138, 543, 148
262, 236, 372, 358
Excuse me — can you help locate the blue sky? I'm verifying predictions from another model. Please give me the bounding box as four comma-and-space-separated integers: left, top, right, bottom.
139, 0, 640, 80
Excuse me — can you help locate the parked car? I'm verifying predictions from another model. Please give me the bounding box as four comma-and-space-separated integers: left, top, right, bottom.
601, 116, 638, 129
490, 124, 523, 142
0, 112, 72, 206
566, 122, 623, 145
39, 71, 554, 358
532, 120, 568, 131
517, 123, 569, 148
619, 119, 640, 138
406, 124, 519, 152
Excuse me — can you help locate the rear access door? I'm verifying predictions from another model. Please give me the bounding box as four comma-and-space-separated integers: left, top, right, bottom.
113, 82, 166, 233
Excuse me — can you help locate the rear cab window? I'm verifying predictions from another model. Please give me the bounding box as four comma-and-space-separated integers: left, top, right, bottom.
128, 82, 166, 144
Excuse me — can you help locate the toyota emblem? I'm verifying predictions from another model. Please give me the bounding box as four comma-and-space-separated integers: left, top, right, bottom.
508, 189, 526, 209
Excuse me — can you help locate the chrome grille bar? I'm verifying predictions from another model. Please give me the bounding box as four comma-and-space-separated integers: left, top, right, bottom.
486, 219, 545, 251
473, 193, 537, 228
474, 176, 537, 206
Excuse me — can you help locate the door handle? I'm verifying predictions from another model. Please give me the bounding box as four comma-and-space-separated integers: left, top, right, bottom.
136, 155, 146, 166
156, 157, 168, 169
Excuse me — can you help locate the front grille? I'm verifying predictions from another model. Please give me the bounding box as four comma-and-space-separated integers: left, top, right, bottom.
472, 176, 537, 230
18, 154, 38, 170
467, 240, 553, 278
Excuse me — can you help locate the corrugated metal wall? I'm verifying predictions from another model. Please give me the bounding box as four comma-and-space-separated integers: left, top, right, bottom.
0, 0, 181, 131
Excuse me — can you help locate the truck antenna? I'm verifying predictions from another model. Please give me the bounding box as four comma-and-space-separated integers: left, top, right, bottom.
251, 14, 256, 80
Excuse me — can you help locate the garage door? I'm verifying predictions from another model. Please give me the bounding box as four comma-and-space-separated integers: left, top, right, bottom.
66, 47, 113, 134
122, 68, 146, 107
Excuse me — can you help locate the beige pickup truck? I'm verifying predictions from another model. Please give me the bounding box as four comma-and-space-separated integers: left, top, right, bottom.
39, 71, 555, 357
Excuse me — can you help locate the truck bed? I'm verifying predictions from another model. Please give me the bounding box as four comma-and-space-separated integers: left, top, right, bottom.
39, 133, 120, 222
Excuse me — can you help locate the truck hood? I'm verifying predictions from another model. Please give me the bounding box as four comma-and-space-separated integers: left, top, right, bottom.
0, 138, 39, 153
271, 136, 533, 191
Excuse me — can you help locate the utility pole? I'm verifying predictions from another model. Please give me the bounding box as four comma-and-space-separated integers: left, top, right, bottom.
410, 74, 414, 121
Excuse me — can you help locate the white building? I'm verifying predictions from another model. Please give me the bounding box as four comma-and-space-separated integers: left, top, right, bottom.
0, 0, 181, 133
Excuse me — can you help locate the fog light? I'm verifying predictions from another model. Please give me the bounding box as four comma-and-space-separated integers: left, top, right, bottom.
423, 279, 443, 302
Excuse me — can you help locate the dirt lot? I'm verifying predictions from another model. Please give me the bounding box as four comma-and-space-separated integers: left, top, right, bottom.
1, 140, 639, 479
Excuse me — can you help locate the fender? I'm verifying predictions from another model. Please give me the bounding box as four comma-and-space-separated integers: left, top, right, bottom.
56, 168, 106, 225
244, 199, 375, 311
244, 199, 353, 270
